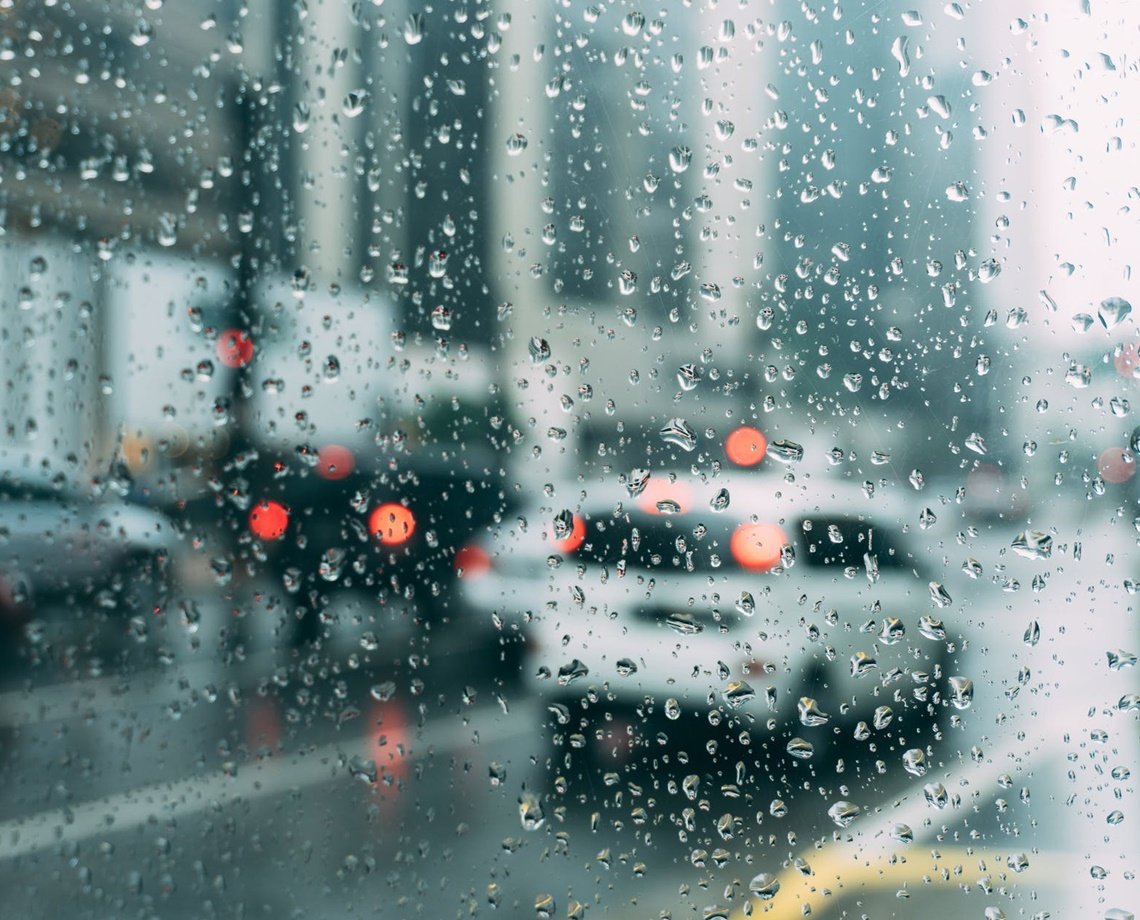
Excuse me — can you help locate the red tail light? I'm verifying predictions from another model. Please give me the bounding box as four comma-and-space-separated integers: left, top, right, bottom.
725, 425, 767, 467
370, 502, 416, 545
216, 328, 255, 368
249, 500, 289, 540
454, 544, 492, 579
1098, 448, 1136, 484
730, 522, 786, 571
317, 444, 355, 480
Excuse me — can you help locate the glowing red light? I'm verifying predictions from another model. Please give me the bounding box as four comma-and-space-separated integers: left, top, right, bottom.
730, 522, 786, 571
317, 444, 355, 480
368, 701, 408, 784
726, 426, 768, 467
636, 478, 693, 515
1115, 342, 1140, 379
370, 502, 416, 545
216, 328, 255, 368
551, 514, 586, 553
1098, 447, 1136, 484
454, 544, 492, 579
249, 500, 289, 541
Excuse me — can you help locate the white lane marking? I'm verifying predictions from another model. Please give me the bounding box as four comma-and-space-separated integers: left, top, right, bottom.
0, 653, 279, 728
0, 701, 538, 860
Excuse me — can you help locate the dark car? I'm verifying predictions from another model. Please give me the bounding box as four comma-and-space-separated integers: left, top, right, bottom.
0, 451, 177, 671
224, 438, 513, 666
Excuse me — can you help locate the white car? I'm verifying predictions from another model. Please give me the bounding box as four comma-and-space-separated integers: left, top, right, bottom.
458, 465, 956, 778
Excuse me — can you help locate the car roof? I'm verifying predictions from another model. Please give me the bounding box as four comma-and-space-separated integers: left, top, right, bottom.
0, 449, 88, 496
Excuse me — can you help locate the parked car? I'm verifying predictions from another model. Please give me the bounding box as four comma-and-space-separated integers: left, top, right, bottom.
0, 450, 177, 671
227, 278, 516, 662
232, 438, 513, 665
457, 462, 955, 786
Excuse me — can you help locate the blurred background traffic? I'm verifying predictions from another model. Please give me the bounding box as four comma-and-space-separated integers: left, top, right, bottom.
0, 1, 1137, 918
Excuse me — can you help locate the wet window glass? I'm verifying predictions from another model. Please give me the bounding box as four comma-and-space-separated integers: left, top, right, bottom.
0, 2, 1137, 919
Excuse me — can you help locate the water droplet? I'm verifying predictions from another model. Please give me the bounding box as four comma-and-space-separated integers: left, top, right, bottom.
506, 133, 529, 156
666, 358, 705, 392
723, 680, 755, 709
924, 782, 949, 809
1010, 530, 1051, 561
528, 337, 551, 362
130, 20, 155, 46
928, 95, 952, 118
1107, 649, 1137, 670
621, 10, 645, 35
626, 468, 650, 497
403, 13, 425, 45
370, 681, 397, 702
292, 102, 311, 133
342, 90, 367, 118
879, 617, 906, 644
978, 258, 1002, 283
557, 659, 588, 686
535, 893, 556, 919
890, 35, 911, 76
660, 418, 697, 452
768, 439, 804, 464
519, 792, 545, 831
615, 658, 638, 676
664, 698, 682, 720
157, 212, 178, 247
736, 591, 755, 617
666, 612, 703, 635
827, 800, 861, 828
423, 248, 450, 279
431, 305, 452, 331
1071, 313, 1095, 334
798, 696, 830, 726
669, 145, 693, 173
1065, 362, 1092, 388
903, 748, 927, 777
949, 675, 974, 709
1099, 296, 1133, 329
929, 582, 953, 608
749, 873, 781, 900
851, 652, 878, 677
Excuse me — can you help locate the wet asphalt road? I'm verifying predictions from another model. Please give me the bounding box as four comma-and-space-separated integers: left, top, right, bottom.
0, 498, 1136, 919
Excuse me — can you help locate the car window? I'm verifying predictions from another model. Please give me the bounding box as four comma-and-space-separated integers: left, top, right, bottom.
797, 516, 909, 570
